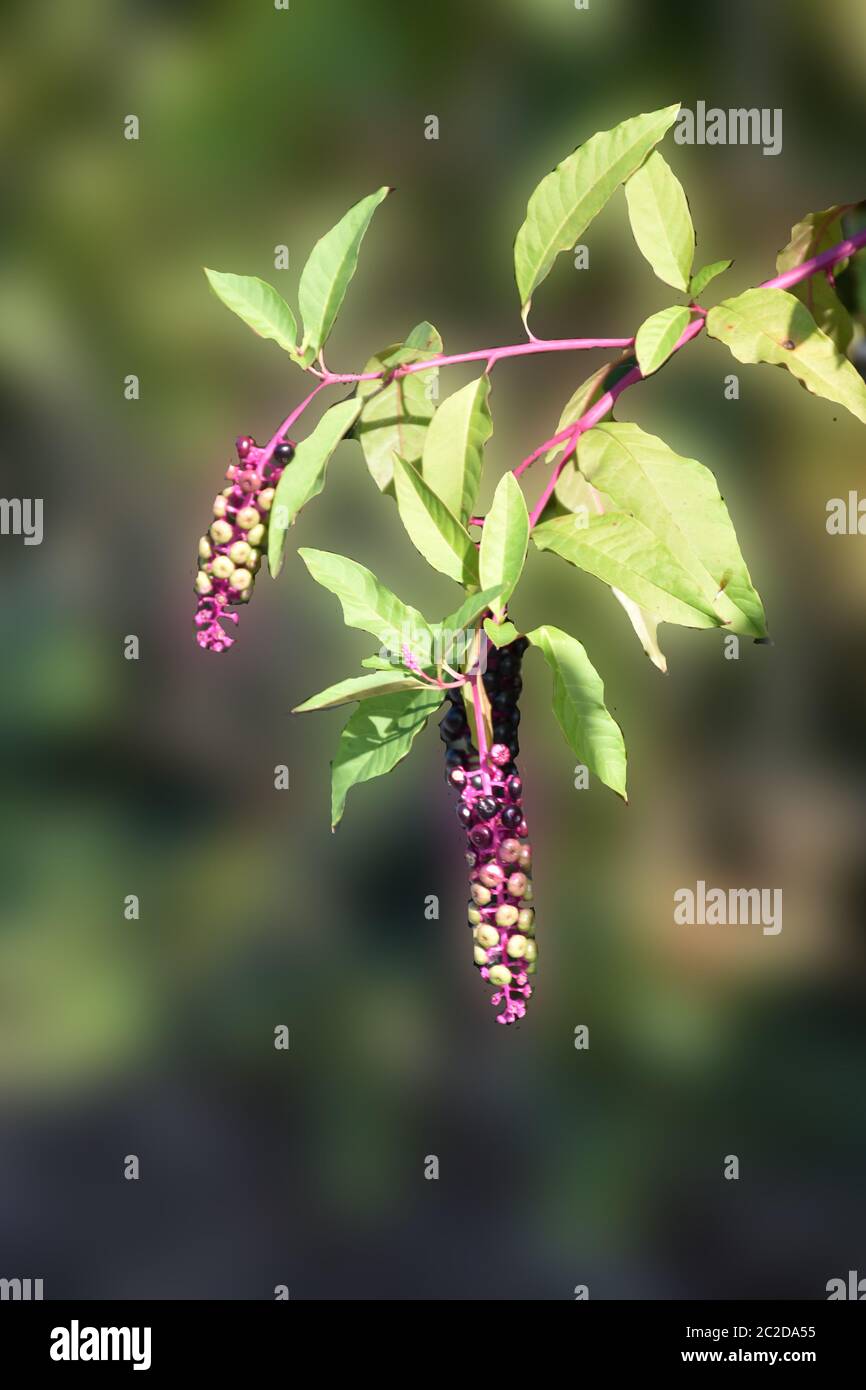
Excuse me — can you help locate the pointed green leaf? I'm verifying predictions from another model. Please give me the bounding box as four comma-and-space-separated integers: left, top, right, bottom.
548, 463, 667, 671
392, 456, 480, 586
268, 398, 362, 577
624, 150, 695, 292
204, 269, 298, 356
634, 304, 692, 376
355, 323, 442, 493
514, 103, 680, 316
533, 511, 724, 629
546, 354, 637, 461
526, 624, 627, 799
293, 670, 426, 713
421, 375, 493, 522
706, 287, 866, 425
330, 687, 443, 829
776, 205, 854, 352
298, 186, 391, 362
478, 472, 529, 620
440, 585, 501, 637
484, 618, 521, 648
297, 548, 433, 659
577, 421, 767, 637
689, 258, 733, 300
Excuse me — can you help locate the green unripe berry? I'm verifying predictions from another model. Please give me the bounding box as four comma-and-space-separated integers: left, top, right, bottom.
488, 964, 513, 987
474, 945, 489, 966
517, 907, 535, 935
211, 555, 234, 580
506, 933, 528, 959
194, 572, 213, 595
212, 495, 228, 518
247, 523, 266, 547
526, 961, 537, 975
210, 519, 233, 545
467, 905, 482, 926
523, 881, 534, 903
471, 883, 492, 907
474, 924, 499, 949
518, 846, 532, 871
198, 536, 212, 560
237, 505, 261, 530
230, 567, 253, 592
229, 539, 251, 566
258, 487, 275, 512
495, 903, 519, 928
524, 940, 537, 963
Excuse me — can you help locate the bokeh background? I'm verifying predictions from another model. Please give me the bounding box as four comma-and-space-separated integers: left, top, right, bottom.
2, 0, 866, 1299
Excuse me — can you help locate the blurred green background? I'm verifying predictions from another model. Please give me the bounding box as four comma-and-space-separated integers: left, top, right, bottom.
2, 0, 866, 1298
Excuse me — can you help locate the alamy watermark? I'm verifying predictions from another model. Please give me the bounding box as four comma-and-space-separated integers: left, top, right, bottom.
0, 498, 42, 545
674, 880, 782, 935
675, 103, 782, 157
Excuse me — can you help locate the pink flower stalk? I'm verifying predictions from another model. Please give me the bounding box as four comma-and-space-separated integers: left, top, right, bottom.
193, 435, 293, 651
443, 635, 536, 1024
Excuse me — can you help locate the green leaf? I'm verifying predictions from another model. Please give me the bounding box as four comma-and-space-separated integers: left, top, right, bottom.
546, 354, 637, 461
624, 150, 695, 292
484, 618, 521, 648
706, 287, 866, 425
634, 304, 692, 376
533, 511, 725, 629
440, 585, 500, 637
478, 472, 530, 620
577, 421, 767, 637
526, 624, 627, 799
355, 323, 442, 493
514, 103, 680, 316
298, 186, 391, 363
204, 269, 298, 356
421, 375, 493, 522
297, 548, 433, 659
547, 463, 667, 671
330, 687, 443, 829
268, 399, 362, 577
293, 670, 426, 713
689, 258, 733, 300
392, 456, 480, 587
776, 205, 854, 352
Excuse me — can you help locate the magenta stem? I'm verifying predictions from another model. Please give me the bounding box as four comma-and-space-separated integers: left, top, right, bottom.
315, 335, 634, 385
471, 671, 489, 766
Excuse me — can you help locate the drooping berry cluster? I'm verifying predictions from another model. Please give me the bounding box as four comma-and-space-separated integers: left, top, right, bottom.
442, 636, 536, 1024
194, 436, 294, 652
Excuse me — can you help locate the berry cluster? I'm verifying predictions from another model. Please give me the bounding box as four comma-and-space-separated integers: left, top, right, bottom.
194, 436, 294, 651
442, 636, 536, 1025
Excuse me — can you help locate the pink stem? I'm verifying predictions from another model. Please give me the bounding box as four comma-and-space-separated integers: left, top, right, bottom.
257, 380, 331, 469
471, 671, 489, 765
316, 336, 634, 385
526, 227, 866, 528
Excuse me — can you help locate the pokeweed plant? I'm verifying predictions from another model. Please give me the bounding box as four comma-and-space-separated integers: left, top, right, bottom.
193, 103, 866, 1026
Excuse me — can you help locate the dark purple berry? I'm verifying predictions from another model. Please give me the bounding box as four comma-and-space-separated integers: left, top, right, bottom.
236, 435, 255, 460
501, 805, 522, 830
457, 803, 474, 827
512, 636, 529, 656
274, 442, 295, 463
469, 824, 493, 850
476, 796, 498, 820
507, 775, 522, 801
469, 772, 484, 792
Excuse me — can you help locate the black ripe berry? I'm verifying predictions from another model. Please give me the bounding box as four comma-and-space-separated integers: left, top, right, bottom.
457, 803, 474, 827
476, 796, 498, 820
274, 442, 295, 463
507, 775, 523, 801
501, 805, 522, 830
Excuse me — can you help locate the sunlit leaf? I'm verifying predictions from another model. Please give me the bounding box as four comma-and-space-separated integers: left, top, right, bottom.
392, 456, 480, 586
577, 421, 766, 637
204, 269, 298, 355
776, 205, 854, 352
706, 287, 866, 424
545, 354, 636, 461
514, 103, 680, 316
527, 624, 627, 799
624, 150, 695, 291
298, 186, 391, 362
293, 670, 427, 713
297, 548, 433, 658
478, 473, 529, 620
330, 687, 443, 829
422, 375, 493, 522
268, 399, 362, 577
634, 304, 692, 376
355, 322, 442, 493
689, 258, 733, 300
